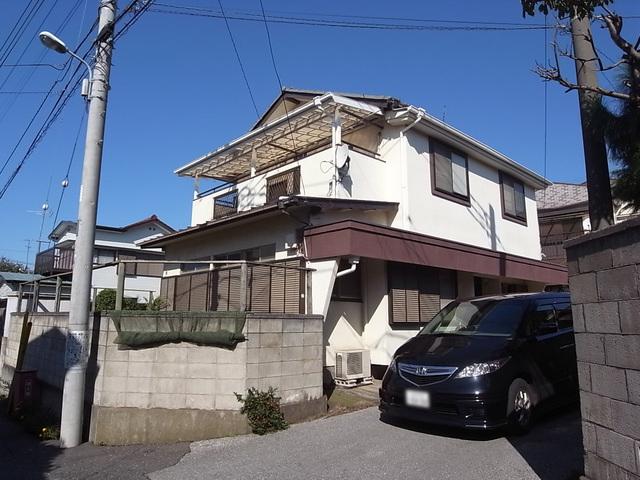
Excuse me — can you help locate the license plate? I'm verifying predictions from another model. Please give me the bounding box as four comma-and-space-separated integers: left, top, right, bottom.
405, 389, 430, 409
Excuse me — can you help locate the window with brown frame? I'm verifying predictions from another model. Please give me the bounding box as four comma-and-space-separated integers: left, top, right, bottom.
500, 173, 527, 223
266, 167, 300, 204
430, 139, 469, 203
388, 262, 456, 326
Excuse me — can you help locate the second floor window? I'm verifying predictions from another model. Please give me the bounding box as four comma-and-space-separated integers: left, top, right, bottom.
430, 139, 469, 203
501, 173, 527, 223
266, 167, 300, 204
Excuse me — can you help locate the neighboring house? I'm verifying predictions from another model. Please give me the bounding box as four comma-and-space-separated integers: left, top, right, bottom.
34, 214, 174, 302
537, 182, 639, 265
144, 89, 567, 376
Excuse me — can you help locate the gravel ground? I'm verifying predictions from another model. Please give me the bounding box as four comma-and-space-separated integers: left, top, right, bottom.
148, 406, 583, 480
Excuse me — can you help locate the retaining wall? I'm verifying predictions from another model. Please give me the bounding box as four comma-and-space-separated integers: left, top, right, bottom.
566, 216, 640, 480
0, 311, 326, 445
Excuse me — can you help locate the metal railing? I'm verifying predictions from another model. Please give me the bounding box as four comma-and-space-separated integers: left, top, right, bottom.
213, 190, 238, 219
266, 167, 300, 204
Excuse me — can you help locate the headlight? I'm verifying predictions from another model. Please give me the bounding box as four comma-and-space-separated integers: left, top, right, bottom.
455, 358, 510, 378
387, 359, 397, 373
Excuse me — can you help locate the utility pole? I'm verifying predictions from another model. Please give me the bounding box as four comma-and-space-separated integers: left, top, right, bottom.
59, 0, 116, 448
570, 15, 614, 231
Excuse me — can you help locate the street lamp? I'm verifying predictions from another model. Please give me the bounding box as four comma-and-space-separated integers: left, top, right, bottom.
39, 31, 92, 97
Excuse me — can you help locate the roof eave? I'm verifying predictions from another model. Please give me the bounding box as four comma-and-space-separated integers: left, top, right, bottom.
387, 108, 551, 190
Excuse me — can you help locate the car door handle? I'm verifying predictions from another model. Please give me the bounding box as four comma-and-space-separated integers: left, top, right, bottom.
560, 343, 575, 350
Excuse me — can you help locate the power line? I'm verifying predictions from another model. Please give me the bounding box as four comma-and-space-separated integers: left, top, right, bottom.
217, 0, 259, 117
51, 107, 86, 230
258, 0, 296, 152
151, 4, 554, 32
0, 0, 47, 67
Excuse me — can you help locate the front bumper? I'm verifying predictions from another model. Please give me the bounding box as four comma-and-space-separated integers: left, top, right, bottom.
379, 383, 508, 430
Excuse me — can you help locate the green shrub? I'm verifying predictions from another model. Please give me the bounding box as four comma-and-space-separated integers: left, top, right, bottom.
94, 288, 147, 312
235, 387, 288, 435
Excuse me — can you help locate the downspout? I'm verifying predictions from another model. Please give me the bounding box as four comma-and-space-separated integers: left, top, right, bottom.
331, 107, 342, 198
398, 108, 425, 228
336, 256, 359, 278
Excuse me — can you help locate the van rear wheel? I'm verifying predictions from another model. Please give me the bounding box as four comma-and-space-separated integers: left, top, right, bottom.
507, 378, 534, 434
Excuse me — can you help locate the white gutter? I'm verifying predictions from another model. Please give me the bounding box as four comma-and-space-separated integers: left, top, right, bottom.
387, 106, 551, 190
175, 93, 382, 177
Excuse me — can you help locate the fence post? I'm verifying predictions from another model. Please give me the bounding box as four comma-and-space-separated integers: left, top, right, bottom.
55, 276, 62, 312
32, 281, 40, 312
147, 290, 154, 310
239, 261, 248, 312
115, 261, 125, 310
17, 284, 23, 313
306, 269, 313, 315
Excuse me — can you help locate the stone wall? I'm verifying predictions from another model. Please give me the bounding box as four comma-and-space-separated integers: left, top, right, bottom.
566, 216, 640, 480
0, 311, 326, 445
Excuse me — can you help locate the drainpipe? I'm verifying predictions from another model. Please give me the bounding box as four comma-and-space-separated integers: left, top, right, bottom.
398, 108, 425, 228
336, 257, 359, 278
331, 108, 342, 199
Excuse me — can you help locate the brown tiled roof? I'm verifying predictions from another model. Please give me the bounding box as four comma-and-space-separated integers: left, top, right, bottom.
536, 183, 588, 210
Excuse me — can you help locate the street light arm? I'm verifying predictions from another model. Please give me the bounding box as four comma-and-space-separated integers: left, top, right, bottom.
67, 50, 93, 87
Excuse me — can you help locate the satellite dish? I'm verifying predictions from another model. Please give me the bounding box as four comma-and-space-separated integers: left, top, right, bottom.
336, 144, 350, 169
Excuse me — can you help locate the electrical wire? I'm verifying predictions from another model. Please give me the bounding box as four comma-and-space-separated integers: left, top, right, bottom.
0, 1, 149, 200
51, 106, 86, 230
151, 4, 554, 31
0, 0, 46, 67
217, 0, 259, 117
258, 0, 297, 153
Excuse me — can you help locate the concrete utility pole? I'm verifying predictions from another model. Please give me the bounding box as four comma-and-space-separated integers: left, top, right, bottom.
570, 15, 614, 231
59, 0, 116, 448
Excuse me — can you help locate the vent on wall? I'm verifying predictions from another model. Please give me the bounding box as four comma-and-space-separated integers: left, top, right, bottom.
335, 350, 373, 388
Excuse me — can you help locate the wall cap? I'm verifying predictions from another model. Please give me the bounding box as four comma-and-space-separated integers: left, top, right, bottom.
566, 216, 640, 249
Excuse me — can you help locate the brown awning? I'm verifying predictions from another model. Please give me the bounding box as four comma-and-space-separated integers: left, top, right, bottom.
304, 220, 568, 285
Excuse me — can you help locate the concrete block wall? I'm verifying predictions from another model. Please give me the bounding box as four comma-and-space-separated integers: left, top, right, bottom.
1, 312, 68, 389
566, 216, 640, 480
245, 314, 324, 405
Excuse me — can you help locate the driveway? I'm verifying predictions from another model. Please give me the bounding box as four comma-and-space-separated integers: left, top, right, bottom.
149, 406, 583, 480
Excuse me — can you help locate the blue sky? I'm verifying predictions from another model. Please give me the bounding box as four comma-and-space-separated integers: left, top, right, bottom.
1, 0, 639, 267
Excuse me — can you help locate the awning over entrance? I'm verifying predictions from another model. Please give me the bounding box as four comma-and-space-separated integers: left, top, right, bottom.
304, 220, 568, 285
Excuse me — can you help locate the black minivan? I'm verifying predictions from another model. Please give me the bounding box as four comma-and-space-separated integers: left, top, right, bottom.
379, 292, 577, 433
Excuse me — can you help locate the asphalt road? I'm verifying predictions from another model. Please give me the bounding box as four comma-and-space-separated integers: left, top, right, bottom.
148, 406, 583, 480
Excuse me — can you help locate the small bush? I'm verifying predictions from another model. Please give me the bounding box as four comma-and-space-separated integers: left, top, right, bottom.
235, 387, 288, 435
94, 288, 148, 312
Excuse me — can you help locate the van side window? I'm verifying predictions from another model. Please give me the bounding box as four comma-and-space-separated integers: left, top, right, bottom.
528, 304, 557, 336
554, 302, 573, 330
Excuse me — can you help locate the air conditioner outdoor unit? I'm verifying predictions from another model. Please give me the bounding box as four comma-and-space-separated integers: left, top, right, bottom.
335, 349, 373, 387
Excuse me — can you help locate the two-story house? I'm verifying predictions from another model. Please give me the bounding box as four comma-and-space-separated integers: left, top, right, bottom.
34, 214, 174, 302
144, 89, 567, 377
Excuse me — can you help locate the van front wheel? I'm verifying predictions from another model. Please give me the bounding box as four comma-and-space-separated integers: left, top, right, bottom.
507, 378, 534, 434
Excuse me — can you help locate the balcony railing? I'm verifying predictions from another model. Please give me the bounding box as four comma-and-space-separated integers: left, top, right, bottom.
34, 247, 74, 275
266, 167, 300, 204
213, 190, 238, 219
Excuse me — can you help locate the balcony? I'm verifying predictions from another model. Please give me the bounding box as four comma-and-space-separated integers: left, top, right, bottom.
34, 246, 74, 275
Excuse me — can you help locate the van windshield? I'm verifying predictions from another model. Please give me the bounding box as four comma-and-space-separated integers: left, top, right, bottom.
418, 299, 528, 337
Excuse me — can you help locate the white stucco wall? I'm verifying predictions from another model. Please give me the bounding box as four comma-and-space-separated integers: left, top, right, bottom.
191, 147, 393, 227
392, 130, 542, 259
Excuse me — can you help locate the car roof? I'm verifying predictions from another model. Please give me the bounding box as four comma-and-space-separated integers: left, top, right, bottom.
459, 292, 571, 303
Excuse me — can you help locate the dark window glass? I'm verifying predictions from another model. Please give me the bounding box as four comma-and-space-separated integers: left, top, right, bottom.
554, 302, 573, 330
419, 299, 527, 337
501, 173, 527, 222
528, 304, 558, 336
